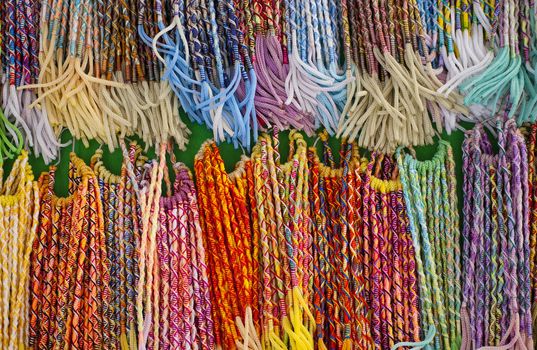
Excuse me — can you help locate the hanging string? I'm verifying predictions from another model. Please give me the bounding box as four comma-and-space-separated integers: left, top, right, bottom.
527, 124, 537, 338
0, 106, 23, 165
283, 0, 352, 135
460, 119, 533, 350
1, 0, 535, 155
250, 0, 315, 133
0, 0, 61, 163
90, 140, 148, 350
147, 0, 257, 149
362, 153, 423, 350
16, 0, 189, 153
155, 141, 216, 349
0, 151, 39, 349
338, 0, 467, 152
396, 141, 463, 350
195, 140, 261, 348
136, 143, 166, 349
458, 0, 537, 123
251, 131, 315, 349
29, 153, 110, 349
307, 133, 374, 349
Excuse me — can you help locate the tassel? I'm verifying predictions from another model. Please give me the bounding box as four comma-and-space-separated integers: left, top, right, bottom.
253, 32, 315, 132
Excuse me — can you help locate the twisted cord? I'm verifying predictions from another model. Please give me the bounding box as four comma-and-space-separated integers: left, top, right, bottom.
397, 188, 421, 341
390, 189, 406, 344
488, 166, 503, 346
379, 190, 395, 349
252, 142, 275, 347
157, 199, 172, 350
245, 160, 262, 329
188, 178, 216, 350
396, 153, 435, 340
308, 149, 327, 345
446, 145, 462, 343
339, 143, 354, 342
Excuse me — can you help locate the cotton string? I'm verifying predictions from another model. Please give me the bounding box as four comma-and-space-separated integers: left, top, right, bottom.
195, 140, 260, 348
251, 130, 315, 349
155, 142, 215, 349
0, 0, 61, 163
136, 143, 166, 349
396, 141, 462, 350
29, 153, 110, 349
307, 132, 373, 349
362, 154, 423, 350
0, 151, 39, 349
460, 119, 533, 350
525, 123, 537, 344
91, 140, 147, 350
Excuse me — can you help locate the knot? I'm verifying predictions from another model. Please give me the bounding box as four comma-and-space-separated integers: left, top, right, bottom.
289, 130, 303, 143
318, 130, 329, 142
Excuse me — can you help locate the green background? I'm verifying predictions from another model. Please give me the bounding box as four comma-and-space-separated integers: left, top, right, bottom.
5, 115, 468, 203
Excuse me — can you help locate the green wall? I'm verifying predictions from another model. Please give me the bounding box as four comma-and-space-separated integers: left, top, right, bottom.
5, 115, 468, 204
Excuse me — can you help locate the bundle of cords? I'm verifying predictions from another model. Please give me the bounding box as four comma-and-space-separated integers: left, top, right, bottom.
228, 151, 263, 349
434, 0, 496, 129
29, 154, 110, 350
0, 106, 23, 164
307, 132, 372, 349
21, 0, 126, 147
460, 119, 532, 350
147, 0, 257, 149
248, 0, 316, 133
251, 130, 315, 349
518, 0, 537, 124
0, 151, 39, 349
154, 142, 215, 349
0, 0, 61, 162
282, 0, 353, 135
527, 124, 537, 338
337, 0, 467, 152
90, 140, 147, 350
360, 154, 423, 350
19, 0, 188, 151
396, 141, 462, 350
91, 0, 189, 150
135, 143, 166, 350
460, 0, 537, 123
195, 141, 260, 349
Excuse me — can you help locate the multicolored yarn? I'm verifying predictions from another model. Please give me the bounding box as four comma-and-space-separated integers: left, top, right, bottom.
0, 0, 535, 160
90, 141, 147, 350
457, 0, 537, 123
0, 0, 60, 163
155, 143, 215, 349
460, 119, 533, 349
29, 153, 110, 350
525, 124, 537, 341
251, 130, 315, 349
307, 134, 373, 349
15, 0, 189, 153
195, 141, 260, 348
363, 154, 422, 350
250, 0, 315, 133
6, 117, 537, 350
396, 141, 462, 350
0, 151, 39, 349
337, 0, 467, 152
